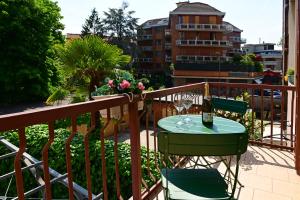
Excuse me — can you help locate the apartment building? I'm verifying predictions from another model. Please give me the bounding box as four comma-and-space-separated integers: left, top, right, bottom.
223, 21, 246, 56
137, 1, 256, 85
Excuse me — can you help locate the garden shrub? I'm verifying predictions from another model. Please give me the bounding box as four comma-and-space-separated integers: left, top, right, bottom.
0, 124, 160, 199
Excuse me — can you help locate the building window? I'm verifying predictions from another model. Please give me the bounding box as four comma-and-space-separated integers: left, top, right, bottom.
210, 32, 216, 40
154, 40, 161, 46
178, 16, 183, 24
179, 32, 185, 39
155, 27, 163, 33
155, 51, 161, 57
209, 16, 217, 24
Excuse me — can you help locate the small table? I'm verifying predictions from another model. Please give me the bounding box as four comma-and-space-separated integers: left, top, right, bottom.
157, 115, 248, 199
158, 115, 246, 135
157, 114, 247, 156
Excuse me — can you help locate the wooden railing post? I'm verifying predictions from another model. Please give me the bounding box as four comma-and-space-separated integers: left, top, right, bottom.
128, 101, 142, 199
295, 0, 300, 175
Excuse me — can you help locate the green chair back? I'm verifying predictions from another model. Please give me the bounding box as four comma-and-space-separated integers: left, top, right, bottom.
212, 97, 248, 115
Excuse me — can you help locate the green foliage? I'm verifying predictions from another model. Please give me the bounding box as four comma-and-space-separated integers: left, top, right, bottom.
287, 68, 295, 75
103, 2, 138, 41
0, 0, 64, 104
215, 91, 263, 141
56, 36, 131, 96
71, 92, 87, 103
81, 8, 105, 37
102, 1, 139, 57
231, 54, 263, 72
54, 113, 91, 129
46, 87, 69, 105
0, 124, 160, 198
169, 63, 175, 71
138, 73, 167, 90
91, 69, 145, 96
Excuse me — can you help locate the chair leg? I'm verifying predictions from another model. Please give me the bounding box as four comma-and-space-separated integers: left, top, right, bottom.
221, 156, 244, 187
229, 155, 241, 199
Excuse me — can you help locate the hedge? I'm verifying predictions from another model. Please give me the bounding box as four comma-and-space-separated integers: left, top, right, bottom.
0, 124, 160, 199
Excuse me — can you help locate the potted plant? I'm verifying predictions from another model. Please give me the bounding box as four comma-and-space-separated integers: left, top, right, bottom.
287, 68, 295, 85
91, 69, 145, 119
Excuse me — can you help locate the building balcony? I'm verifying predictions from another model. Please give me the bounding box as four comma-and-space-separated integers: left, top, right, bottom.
141, 46, 152, 51
165, 56, 172, 62
260, 52, 282, 59
176, 55, 231, 63
165, 29, 171, 36
263, 60, 282, 66
136, 57, 152, 63
176, 39, 232, 47
229, 36, 247, 43
228, 48, 244, 54
137, 34, 152, 40
165, 43, 171, 50
0, 82, 299, 199
176, 23, 233, 32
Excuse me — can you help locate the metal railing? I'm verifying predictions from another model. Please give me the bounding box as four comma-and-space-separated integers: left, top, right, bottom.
0, 82, 297, 199
165, 43, 171, 49
165, 29, 171, 36
176, 55, 231, 63
176, 39, 232, 47
176, 23, 233, 32
137, 35, 152, 40
228, 48, 244, 54
141, 46, 152, 51
229, 36, 247, 43
165, 56, 172, 62
136, 58, 153, 63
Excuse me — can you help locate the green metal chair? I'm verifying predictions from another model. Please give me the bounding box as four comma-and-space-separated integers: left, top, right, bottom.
158, 129, 248, 200
212, 97, 248, 120
158, 98, 249, 200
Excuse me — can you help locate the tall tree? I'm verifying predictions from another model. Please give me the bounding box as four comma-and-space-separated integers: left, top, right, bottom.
102, 1, 138, 60
0, 0, 64, 104
81, 8, 105, 38
56, 36, 131, 98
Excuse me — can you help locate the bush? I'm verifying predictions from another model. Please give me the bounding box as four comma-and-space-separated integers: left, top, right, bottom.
287, 68, 295, 75
0, 125, 160, 199
0, 0, 64, 104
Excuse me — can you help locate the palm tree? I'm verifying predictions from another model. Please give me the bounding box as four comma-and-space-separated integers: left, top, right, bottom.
57, 35, 131, 99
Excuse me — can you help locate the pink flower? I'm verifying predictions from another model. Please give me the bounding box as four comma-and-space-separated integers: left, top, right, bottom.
108, 79, 114, 88
137, 82, 145, 91
120, 80, 131, 90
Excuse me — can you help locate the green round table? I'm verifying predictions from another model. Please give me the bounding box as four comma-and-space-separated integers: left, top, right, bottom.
158, 115, 246, 135
157, 115, 247, 156
157, 115, 248, 199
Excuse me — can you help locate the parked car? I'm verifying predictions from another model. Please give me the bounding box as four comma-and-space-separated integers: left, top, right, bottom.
251, 89, 282, 113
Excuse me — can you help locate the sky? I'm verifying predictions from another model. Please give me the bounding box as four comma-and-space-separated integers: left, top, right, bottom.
55, 0, 283, 47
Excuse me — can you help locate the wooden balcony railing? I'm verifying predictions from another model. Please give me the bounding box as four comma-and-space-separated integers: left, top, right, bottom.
0, 82, 298, 199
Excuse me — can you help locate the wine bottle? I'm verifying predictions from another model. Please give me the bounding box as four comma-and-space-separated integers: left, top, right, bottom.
202, 82, 213, 127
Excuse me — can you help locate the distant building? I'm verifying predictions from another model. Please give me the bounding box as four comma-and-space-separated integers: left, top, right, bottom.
137, 1, 257, 85
66, 33, 81, 41
242, 43, 283, 73
223, 21, 246, 57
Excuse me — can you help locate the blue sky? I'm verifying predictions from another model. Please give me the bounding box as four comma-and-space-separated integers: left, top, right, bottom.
56, 0, 283, 47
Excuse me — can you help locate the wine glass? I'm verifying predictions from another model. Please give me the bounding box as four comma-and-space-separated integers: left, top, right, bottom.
173, 93, 184, 126
182, 92, 195, 123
